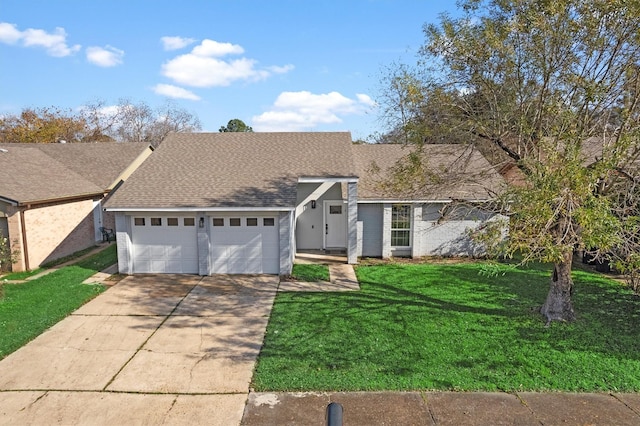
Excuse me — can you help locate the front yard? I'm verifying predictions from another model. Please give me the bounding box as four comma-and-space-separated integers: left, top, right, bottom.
253, 261, 640, 392
0, 245, 115, 359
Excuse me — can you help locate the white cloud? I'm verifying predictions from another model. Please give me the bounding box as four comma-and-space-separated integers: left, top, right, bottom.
267, 64, 295, 74
161, 36, 197, 51
192, 39, 244, 57
86, 45, 124, 67
161, 39, 293, 88
152, 84, 201, 101
0, 22, 80, 57
0, 23, 22, 44
252, 91, 376, 132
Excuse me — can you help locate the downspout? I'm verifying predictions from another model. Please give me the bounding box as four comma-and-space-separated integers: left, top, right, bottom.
19, 209, 29, 271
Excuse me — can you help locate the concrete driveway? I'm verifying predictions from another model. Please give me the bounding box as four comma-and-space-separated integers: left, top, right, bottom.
0, 274, 279, 426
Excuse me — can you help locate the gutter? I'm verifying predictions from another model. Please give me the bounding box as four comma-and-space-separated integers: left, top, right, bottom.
104, 206, 296, 212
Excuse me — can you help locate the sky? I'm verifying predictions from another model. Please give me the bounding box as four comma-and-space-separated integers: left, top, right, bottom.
0, 0, 459, 141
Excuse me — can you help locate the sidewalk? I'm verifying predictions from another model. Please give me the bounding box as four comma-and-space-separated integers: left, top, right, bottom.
242, 390, 640, 425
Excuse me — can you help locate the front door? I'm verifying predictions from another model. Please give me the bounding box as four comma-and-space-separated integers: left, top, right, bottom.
324, 200, 347, 248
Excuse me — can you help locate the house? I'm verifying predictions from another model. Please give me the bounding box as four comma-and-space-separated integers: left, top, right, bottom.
104, 132, 505, 276
0, 143, 153, 271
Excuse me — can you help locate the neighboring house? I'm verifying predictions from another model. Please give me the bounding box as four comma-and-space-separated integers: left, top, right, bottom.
104, 132, 505, 276
0, 143, 153, 271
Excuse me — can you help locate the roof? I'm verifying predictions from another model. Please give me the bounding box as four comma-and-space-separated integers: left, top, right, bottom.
0, 142, 152, 205
105, 132, 357, 209
35, 143, 152, 189
352, 143, 505, 201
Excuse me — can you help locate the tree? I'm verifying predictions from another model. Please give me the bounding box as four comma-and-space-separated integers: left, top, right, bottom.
0, 100, 201, 146
112, 99, 202, 147
219, 119, 253, 133
0, 107, 88, 143
378, 0, 640, 323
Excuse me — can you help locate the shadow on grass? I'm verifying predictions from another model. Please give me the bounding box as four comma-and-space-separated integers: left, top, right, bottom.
254, 262, 640, 392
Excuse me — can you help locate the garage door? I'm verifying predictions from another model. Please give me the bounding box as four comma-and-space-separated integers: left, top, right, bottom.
210, 216, 279, 274
131, 216, 198, 273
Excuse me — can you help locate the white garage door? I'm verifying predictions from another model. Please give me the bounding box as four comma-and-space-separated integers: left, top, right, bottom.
210, 216, 279, 274
132, 216, 198, 273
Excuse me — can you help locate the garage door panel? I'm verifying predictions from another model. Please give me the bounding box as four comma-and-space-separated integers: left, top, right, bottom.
210, 215, 279, 274
132, 216, 198, 274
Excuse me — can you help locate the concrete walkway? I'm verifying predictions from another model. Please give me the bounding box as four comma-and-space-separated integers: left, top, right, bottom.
0, 274, 279, 425
278, 264, 360, 292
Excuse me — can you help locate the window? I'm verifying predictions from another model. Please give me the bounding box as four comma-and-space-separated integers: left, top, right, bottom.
230, 218, 241, 227
263, 218, 275, 226
134, 217, 145, 226
167, 218, 178, 226
247, 218, 258, 226
391, 204, 411, 247
329, 205, 343, 214
150, 218, 162, 226
184, 218, 195, 226
212, 218, 224, 227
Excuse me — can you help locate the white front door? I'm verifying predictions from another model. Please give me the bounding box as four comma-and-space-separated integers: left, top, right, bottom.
324, 201, 347, 248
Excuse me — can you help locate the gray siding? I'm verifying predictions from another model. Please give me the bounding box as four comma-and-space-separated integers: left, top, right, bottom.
279, 211, 294, 275
358, 204, 383, 257
295, 182, 342, 250
417, 206, 499, 257
347, 181, 358, 264
197, 212, 210, 275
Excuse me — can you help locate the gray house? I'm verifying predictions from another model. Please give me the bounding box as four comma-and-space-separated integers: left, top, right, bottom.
104, 132, 504, 275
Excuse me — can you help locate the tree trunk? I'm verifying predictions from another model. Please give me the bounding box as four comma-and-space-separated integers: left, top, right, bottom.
540, 251, 576, 324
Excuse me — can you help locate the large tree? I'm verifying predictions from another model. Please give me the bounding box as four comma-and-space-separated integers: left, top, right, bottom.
379, 0, 640, 323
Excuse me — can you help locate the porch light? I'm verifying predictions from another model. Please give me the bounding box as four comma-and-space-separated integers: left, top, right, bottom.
311, 200, 316, 209
199, 217, 204, 228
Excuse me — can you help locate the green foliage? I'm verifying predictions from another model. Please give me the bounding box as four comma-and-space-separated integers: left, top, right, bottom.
253, 263, 640, 392
0, 230, 17, 272
219, 118, 253, 132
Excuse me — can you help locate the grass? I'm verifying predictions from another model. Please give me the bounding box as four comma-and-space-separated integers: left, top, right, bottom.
291, 263, 330, 282
0, 269, 42, 281
0, 245, 116, 359
252, 261, 640, 392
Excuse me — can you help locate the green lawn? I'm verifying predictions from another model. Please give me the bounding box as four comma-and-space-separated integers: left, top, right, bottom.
0, 245, 115, 359
291, 264, 331, 282
253, 261, 640, 392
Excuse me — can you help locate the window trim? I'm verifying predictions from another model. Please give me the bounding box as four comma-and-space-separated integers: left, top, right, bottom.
391, 204, 411, 248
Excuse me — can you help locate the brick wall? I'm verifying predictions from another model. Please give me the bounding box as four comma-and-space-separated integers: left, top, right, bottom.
24, 199, 96, 268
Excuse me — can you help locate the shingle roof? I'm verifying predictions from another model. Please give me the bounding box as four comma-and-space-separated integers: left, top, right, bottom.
352, 143, 504, 201
0, 143, 151, 204
105, 132, 356, 209
35, 143, 151, 189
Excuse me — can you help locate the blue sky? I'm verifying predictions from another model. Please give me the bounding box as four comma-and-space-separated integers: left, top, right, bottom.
0, 0, 459, 141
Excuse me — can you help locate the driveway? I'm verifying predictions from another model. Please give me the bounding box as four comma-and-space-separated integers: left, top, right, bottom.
0, 274, 279, 425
